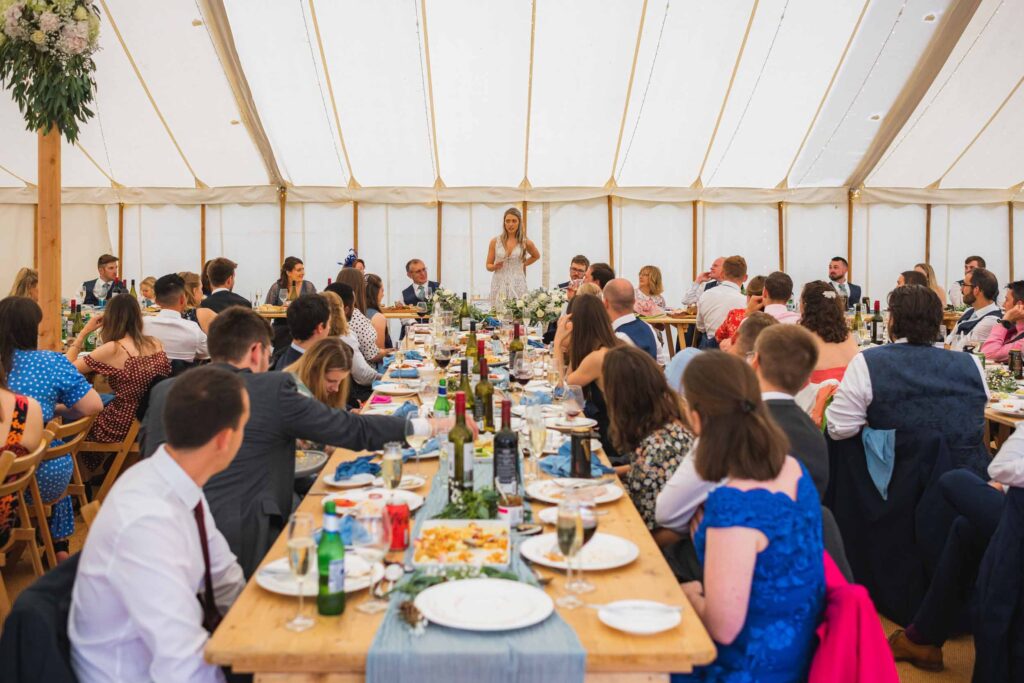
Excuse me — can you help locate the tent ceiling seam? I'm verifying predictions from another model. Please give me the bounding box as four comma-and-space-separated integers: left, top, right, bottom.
608, 0, 649, 183
98, 0, 206, 187
694, 0, 760, 185
522, 0, 537, 186
75, 142, 121, 187
306, 0, 356, 185
417, 0, 442, 186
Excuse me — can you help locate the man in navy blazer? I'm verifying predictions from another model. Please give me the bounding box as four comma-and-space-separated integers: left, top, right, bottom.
81, 254, 120, 305
604, 278, 658, 361
828, 256, 861, 305
401, 258, 440, 307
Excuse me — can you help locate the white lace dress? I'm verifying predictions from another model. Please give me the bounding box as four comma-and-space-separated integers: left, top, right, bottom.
489, 238, 529, 306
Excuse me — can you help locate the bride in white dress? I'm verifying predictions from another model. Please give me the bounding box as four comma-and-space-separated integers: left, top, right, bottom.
487, 207, 540, 308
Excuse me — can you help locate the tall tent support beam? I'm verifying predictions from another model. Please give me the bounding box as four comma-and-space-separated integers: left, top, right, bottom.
418, 0, 442, 183
33, 204, 38, 270
436, 202, 443, 283
353, 201, 359, 254
845, 0, 983, 189
607, 195, 615, 271
777, 202, 784, 271
37, 129, 61, 351
117, 203, 125, 278
925, 204, 932, 263
1010, 201, 1016, 281
691, 201, 698, 280
520, 0, 538, 186
278, 187, 287, 265
200, 204, 207, 274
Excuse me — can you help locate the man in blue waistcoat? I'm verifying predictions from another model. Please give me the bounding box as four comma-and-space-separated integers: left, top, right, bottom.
604, 278, 658, 362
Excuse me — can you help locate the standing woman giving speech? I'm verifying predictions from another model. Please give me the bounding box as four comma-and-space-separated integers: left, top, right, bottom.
487, 208, 540, 305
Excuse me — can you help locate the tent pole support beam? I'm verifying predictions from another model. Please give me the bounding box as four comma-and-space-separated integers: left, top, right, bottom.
353, 201, 359, 254
436, 201, 443, 284
777, 201, 784, 271
692, 201, 698, 281
37, 128, 61, 351
118, 202, 125, 279
847, 193, 854, 282
607, 196, 615, 271
33, 204, 38, 270
278, 187, 286, 265
200, 204, 207, 275
925, 203, 932, 264
1010, 201, 1015, 282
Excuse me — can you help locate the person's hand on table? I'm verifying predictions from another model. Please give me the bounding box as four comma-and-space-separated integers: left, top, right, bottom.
83, 313, 104, 332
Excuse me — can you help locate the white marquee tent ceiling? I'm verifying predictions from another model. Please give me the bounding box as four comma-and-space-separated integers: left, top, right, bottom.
1, 0, 1022, 204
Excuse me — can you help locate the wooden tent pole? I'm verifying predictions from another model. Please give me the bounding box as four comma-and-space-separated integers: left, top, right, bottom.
607, 195, 615, 271
1010, 201, 1016, 282
925, 203, 932, 263
847, 193, 854, 281
278, 187, 287, 264
353, 201, 359, 253
436, 201, 443, 283
777, 201, 785, 271
200, 204, 207, 273
692, 201, 698, 280
33, 204, 38, 270
37, 129, 61, 351
117, 202, 125, 278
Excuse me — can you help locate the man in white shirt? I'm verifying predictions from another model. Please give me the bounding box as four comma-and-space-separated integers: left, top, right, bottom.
695, 255, 747, 346
70, 366, 249, 683
142, 273, 209, 363
680, 256, 724, 307
946, 267, 1000, 349
762, 271, 800, 324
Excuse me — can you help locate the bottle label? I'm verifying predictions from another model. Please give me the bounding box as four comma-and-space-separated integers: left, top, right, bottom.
327, 558, 345, 593
463, 443, 475, 486
461, 317, 471, 331
494, 445, 518, 486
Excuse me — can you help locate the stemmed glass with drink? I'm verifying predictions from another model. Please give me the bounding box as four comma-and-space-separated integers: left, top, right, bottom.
563, 385, 584, 426
381, 442, 404, 489
555, 499, 583, 609
526, 405, 547, 483
352, 511, 392, 614
434, 344, 452, 371
567, 501, 598, 595
512, 355, 533, 394
285, 512, 316, 631
404, 408, 433, 464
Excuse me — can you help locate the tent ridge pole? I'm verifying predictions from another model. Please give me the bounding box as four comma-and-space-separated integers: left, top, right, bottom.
522, 0, 538, 184
279, 187, 287, 265
1010, 201, 1015, 282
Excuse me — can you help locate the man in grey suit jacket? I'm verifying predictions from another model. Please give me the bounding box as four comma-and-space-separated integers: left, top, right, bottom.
141, 307, 405, 577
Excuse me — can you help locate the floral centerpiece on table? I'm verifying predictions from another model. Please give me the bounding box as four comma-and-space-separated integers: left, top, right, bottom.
987, 366, 1018, 396
0, 0, 101, 143
503, 287, 567, 326
428, 287, 461, 314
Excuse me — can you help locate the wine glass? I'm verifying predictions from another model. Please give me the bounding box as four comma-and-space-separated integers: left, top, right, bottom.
555, 500, 583, 609
512, 355, 533, 394
434, 344, 452, 371
418, 368, 438, 405
285, 512, 316, 631
564, 385, 584, 425
567, 501, 597, 595
404, 409, 433, 464
526, 405, 546, 483
353, 511, 392, 614
381, 441, 404, 489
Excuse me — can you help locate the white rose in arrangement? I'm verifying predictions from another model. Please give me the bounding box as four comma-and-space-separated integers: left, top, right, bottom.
72, 4, 88, 20
30, 28, 44, 44
38, 10, 58, 32
517, 299, 525, 308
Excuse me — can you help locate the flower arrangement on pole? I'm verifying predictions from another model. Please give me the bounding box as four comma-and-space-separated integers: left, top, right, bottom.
0, 0, 101, 142
503, 287, 566, 326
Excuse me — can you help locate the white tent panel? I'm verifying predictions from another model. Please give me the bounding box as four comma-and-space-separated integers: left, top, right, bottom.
614, 200, 693, 308
118, 204, 202, 286
931, 204, 1009, 291
439, 203, 473, 299
0, 205, 36, 290
703, 203, 778, 282
850, 201, 869, 299
382, 204, 439, 304
205, 203, 279, 301
702, 0, 863, 188
941, 84, 1024, 189
863, 203, 926, 305
426, 0, 530, 188
1015, 203, 1024, 284
284, 203, 355, 291
784, 203, 847, 301
547, 199, 609, 290
63, 205, 112, 299
791, 0, 955, 188
224, 0, 346, 187
527, 0, 642, 187
868, 0, 1024, 188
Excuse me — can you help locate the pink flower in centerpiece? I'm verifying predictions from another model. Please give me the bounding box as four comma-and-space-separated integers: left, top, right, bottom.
56, 18, 87, 54
38, 10, 59, 32
634, 297, 664, 317
3, 4, 27, 40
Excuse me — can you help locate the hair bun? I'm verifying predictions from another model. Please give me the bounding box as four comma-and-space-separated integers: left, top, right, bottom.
739, 399, 755, 414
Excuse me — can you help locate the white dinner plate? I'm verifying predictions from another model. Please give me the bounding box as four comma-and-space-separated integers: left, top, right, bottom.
991, 403, 1024, 417
374, 383, 420, 396
326, 488, 425, 512
596, 600, 683, 635
525, 479, 623, 506
406, 448, 441, 460
373, 473, 427, 490
414, 578, 553, 632
362, 404, 402, 416
519, 532, 639, 571
254, 555, 384, 597
322, 472, 375, 489
512, 404, 562, 418
545, 416, 598, 431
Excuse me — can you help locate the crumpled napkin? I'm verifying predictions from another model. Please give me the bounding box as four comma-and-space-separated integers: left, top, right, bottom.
539, 441, 615, 477
402, 436, 440, 461
334, 454, 380, 481
389, 368, 420, 379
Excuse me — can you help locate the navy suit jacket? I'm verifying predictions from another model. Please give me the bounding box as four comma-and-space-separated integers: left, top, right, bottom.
402, 281, 440, 306
833, 282, 861, 304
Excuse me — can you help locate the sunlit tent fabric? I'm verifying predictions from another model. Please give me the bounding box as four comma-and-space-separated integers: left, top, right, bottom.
1, 0, 1022, 305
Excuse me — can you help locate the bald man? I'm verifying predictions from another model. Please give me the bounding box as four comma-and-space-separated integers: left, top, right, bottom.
604, 278, 658, 361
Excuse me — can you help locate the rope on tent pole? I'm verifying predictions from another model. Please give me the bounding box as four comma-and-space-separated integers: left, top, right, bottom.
607, 196, 615, 271
416, 0, 442, 183
846, 191, 854, 282
618, 0, 669, 180
118, 203, 125, 279
200, 204, 207, 274
279, 187, 287, 265
353, 201, 359, 254
436, 202, 443, 284
691, 201, 698, 281
925, 204, 932, 263
777, 201, 784, 271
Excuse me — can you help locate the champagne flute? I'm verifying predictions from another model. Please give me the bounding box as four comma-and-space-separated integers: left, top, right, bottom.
555, 500, 583, 609
353, 511, 392, 613
526, 405, 546, 483
285, 512, 316, 631
405, 409, 433, 464
381, 441, 404, 489
567, 501, 597, 595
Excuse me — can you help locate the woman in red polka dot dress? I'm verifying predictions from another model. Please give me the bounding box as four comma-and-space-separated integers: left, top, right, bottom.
67, 295, 170, 473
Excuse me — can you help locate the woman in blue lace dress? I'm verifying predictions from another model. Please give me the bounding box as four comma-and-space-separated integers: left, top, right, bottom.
675, 352, 824, 682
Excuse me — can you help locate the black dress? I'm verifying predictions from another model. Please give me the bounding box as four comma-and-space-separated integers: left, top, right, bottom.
583, 383, 624, 466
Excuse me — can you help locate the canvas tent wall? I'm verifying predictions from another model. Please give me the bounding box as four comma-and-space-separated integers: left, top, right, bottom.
1, 0, 1021, 304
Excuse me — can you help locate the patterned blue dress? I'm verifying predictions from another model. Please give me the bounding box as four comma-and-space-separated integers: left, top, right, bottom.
675, 463, 825, 683
8, 349, 93, 541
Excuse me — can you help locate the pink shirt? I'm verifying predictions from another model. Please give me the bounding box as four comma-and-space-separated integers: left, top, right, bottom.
764, 303, 801, 325
981, 321, 1024, 362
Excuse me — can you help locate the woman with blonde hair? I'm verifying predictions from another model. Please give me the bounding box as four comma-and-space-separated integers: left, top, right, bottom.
321, 290, 380, 401
138, 276, 156, 307
8, 268, 38, 301
285, 337, 352, 411
486, 207, 540, 305
177, 271, 217, 333
915, 262, 947, 307
635, 265, 666, 313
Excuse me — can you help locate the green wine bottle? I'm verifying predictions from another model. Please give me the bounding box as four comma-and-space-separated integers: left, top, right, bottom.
466, 320, 478, 361
433, 377, 450, 416
473, 339, 485, 377
474, 357, 495, 433
317, 500, 346, 616
509, 322, 524, 369
459, 292, 471, 331
459, 359, 475, 414
129, 279, 138, 300
447, 391, 475, 502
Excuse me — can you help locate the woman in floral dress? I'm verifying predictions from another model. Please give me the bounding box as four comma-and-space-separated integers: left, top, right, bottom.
486, 208, 540, 308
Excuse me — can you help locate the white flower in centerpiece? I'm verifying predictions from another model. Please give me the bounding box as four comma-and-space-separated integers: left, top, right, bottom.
29, 28, 44, 43
516, 299, 525, 308
72, 4, 88, 20
37, 10, 57, 31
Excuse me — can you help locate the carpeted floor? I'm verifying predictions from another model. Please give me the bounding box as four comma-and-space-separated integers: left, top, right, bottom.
880, 616, 974, 682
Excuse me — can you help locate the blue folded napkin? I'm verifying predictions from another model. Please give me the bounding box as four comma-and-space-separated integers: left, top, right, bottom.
523, 390, 553, 406
527, 338, 545, 349
390, 368, 420, 379
484, 316, 500, 327
334, 455, 381, 481
402, 436, 440, 461
403, 350, 424, 361
862, 427, 896, 500
315, 516, 357, 546
392, 401, 418, 419
540, 442, 615, 477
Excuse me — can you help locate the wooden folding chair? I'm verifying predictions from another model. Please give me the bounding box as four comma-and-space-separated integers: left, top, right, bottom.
80, 500, 100, 529
80, 419, 141, 504
0, 436, 52, 618
43, 415, 95, 514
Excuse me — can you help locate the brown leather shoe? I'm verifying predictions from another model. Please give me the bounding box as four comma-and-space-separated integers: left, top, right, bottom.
889, 629, 944, 671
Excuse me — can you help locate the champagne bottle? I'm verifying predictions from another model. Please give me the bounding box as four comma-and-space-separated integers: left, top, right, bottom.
317, 500, 346, 616
466, 320, 478, 361
129, 279, 137, 299
852, 303, 863, 333
870, 300, 883, 344
459, 292, 471, 331
493, 399, 523, 523
474, 357, 495, 433
447, 392, 474, 503
459, 359, 475, 414
473, 339, 485, 377
433, 377, 450, 416
509, 322, 524, 369
71, 301, 84, 337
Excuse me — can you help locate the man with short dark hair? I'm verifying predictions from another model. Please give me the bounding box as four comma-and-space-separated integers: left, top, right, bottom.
70, 366, 248, 682
726, 311, 778, 358
828, 256, 861, 304
272, 294, 330, 370
141, 307, 405, 576
947, 267, 1000, 348
695, 255, 747, 347
585, 263, 615, 289
762, 271, 799, 324
82, 254, 121, 306
604, 278, 658, 361
142, 273, 209, 362
558, 255, 590, 299
200, 257, 251, 313
948, 255, 988, 307
401, 259, 440, 306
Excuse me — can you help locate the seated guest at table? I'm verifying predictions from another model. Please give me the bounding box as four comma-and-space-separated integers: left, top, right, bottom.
401, 258, 439, 306
201, 259, 213, 297
0, 297, 102, 557
716, 275, 766, 348
724, 311, 777, 359
947, 266, 1000, 349
364, 274, 393, 351
949, 255, 987, 308
286, 338, 352, 417
897, 269, 928, 288
67, 295, 171, 474
828, 256, 861, 304
266, 256, 316, 306
915, 262, 947, 308
980, 280, 1024, 362
178, 271, 217, 333
200, 257, 251, 313
140, 307, 406, 575
604, 279, 658, 361
762, 271, 799, 324
323, 286, 381, 406
70, 366, 248, 683
799, 280, 860, 383
7, 267, 38, 301
635, 265, 667, 313
557, 254, 590, 299
828, 285, 990, 475
681, 256, 724, 307
603, 345, 692, 529
336, 268, 386, 364
555, 293, 625, 464
273, 294, 330, 371
585, 262, 615, 290
142, 274, 209, 365
81, 253, 119, 306
138, 276, 156, 307
0, 374, 43, 551
889, 427, 1024, 672
695, 255, 747, 348
676, 352, 824, 683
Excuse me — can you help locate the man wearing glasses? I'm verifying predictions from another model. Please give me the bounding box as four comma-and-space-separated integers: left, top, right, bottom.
557, 255, 590, 300
401, 259, 440, 307
947, 268, 1001, 349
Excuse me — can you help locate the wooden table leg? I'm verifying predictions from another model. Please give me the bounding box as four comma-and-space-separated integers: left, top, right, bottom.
664, 325, 675, 359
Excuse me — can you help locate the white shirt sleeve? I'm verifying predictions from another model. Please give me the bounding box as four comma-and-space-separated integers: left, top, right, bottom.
614, 331, 635, 347
989, 425, 1024, 487
195, 327, 210, 361
680, 281, 703, 306
342, 333, 381, 386
826, 352, 872, 440
654, 450, 717, 533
